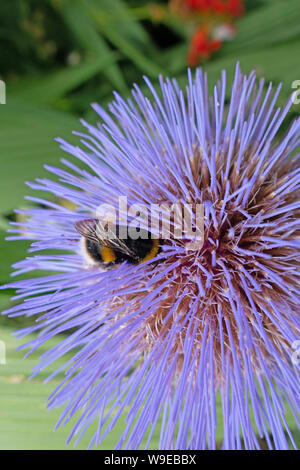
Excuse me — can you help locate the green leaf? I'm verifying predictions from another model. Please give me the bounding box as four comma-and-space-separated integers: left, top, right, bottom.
9, 55, 119, 105
224, 0, 300, 54
0, 230, 30, 284
0, 216, 10, 231
208, 40, 300, 98
159, 43, 188, 75
0, 98, 79, 214
57, 0, 127, 93
78, 0, 166, 77
171, 40, 300, 107
83, 0, 153, 48
0, 293, 12, 311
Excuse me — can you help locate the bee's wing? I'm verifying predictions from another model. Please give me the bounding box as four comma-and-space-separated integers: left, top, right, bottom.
97, 221, 139, 259
75, 219, 100, 244
75, 219, 138, 260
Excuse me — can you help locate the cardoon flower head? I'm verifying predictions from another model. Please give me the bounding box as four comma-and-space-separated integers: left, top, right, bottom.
3, 64, 300, 450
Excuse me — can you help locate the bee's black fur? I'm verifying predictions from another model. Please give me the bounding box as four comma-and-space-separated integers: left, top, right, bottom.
82, 225, 160, 265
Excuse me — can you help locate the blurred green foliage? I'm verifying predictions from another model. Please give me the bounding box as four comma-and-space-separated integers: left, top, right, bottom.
0, 0, 300, 449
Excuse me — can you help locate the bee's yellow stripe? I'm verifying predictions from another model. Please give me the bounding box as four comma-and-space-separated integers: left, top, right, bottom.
100, 246, 116, 263
140, 238, 159, 264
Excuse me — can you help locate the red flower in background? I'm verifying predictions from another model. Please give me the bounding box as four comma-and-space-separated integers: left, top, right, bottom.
226, 0, 245, 16
186, 0, 213, 11
186, 0, 244, 16
187, 26, 222, 66
170, 0, 245, 65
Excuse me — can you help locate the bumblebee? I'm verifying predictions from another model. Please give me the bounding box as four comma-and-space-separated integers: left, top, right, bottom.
75, 219, 160, 266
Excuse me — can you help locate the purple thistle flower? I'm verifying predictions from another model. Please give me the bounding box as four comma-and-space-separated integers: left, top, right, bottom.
3, 64, 300, 450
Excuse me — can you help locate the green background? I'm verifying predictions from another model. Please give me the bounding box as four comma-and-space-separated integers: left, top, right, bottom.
0, 0, 300, 449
